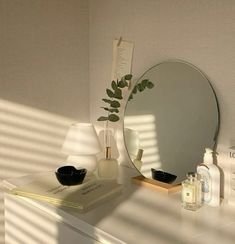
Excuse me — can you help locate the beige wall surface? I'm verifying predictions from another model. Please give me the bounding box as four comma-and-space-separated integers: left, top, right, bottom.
0, 0, 89, 176
0, 0, 89, 120
89, 0, 235, 149
0, 1, 89, 242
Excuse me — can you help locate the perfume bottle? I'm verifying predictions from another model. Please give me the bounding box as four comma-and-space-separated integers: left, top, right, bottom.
181, 172, 202, 211
98, 147, 118, 179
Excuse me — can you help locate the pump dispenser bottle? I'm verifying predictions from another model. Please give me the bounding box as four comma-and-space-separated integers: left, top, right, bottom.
197, 148, 220, 206
98, 147, 118, 179
133, 149, 143, 171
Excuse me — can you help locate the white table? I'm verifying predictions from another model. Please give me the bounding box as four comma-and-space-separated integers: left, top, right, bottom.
3, 166, 235, 244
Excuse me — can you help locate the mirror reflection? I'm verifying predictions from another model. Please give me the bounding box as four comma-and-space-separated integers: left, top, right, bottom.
124, 60, 219, 184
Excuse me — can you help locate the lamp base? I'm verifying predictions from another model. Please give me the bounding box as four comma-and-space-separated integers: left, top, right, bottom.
66, 155, 97, 173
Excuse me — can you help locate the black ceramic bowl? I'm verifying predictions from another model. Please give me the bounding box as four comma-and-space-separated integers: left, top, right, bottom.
151, 168, 177, 184
55, 165, 87, 186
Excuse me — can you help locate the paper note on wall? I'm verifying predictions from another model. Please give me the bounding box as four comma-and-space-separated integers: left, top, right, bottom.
111, 39, 134, 81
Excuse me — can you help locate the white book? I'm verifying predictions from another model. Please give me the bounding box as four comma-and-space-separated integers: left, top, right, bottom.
10, 173, 123, 212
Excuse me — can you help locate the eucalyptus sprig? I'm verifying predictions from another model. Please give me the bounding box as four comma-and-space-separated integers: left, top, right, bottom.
128, 78, 154, 101
97, 74, 154, 122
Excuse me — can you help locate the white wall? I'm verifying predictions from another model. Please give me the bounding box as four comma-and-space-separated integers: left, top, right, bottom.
0, 0, 90, 176
0, 1, 89, 242
89, 0, 235, 145
0, 0, 89, 120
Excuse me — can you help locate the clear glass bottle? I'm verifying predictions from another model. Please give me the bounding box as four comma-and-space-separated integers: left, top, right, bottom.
181, 172, 202, 211
98, 147, 118, 180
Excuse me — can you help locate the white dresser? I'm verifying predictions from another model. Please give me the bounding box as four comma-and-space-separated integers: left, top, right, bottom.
3, 166, 235, 244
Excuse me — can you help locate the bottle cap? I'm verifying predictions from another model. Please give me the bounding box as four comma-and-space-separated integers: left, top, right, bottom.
203, 147, 214, 164
186, 172, 197, 178
205, 148, 213, 154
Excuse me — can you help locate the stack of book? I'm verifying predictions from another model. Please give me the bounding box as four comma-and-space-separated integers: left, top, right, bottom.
10, 172, 123, 212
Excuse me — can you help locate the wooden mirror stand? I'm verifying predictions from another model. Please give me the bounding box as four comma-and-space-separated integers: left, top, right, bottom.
132, 175, 182, 194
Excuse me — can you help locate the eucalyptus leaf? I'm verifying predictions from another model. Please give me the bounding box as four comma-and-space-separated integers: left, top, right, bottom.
111, 80, 118, 90
115, 88, 122, 96
114, 94, 122, 99
97, 116, 108, 121
101, 107, 110, 111
132, 85, 137, 94
117, 80, 128, 88
102, 98, 112, 104
141, 79, 149, 88
137, 83, 144, 92
106, 89, 115, 98
147, 81, 154, 89
108, 108, 119, 113
110, 100, 120, 108
108, 114, 119, 122
124, 74, 133, 80
114, 88, 122, 99
101, 107, 119, 113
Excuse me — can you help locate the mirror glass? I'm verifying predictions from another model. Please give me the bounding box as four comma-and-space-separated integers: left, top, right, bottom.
124, 60, 219, 184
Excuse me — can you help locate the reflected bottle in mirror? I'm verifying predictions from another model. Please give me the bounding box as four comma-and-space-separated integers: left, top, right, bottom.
133, 149, 143, 171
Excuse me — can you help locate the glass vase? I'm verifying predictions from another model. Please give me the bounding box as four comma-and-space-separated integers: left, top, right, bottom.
98, 121, 118, 180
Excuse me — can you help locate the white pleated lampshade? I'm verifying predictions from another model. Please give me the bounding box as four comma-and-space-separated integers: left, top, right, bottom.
62, 123, 101, 155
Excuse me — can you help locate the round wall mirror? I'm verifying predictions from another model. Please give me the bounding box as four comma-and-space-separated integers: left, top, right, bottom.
124, 60, 219, 184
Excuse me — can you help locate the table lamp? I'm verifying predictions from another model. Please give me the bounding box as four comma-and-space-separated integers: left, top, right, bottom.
62, 123, 102, 173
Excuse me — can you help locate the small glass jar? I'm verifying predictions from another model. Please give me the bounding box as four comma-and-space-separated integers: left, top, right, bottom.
181, 172, 202, 211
